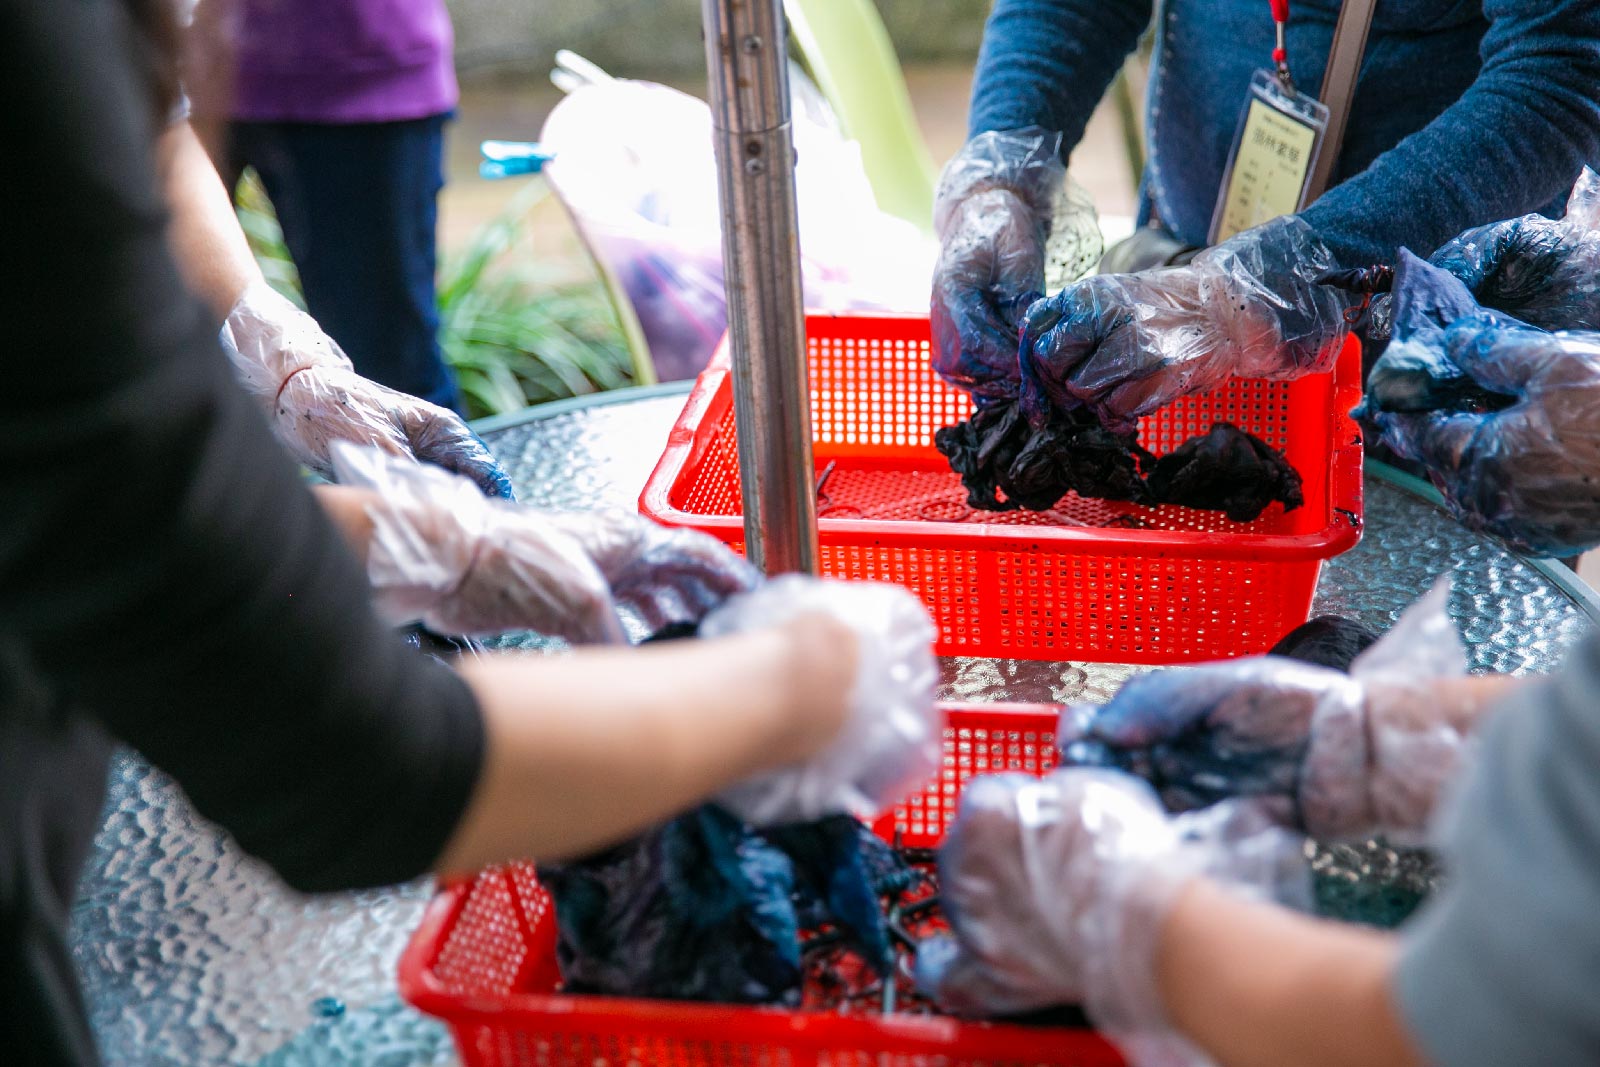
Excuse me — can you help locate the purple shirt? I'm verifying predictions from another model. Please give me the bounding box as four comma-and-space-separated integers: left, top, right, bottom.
231, 0, 458, 124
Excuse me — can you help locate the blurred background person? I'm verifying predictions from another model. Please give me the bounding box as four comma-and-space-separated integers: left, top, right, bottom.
199, 0, 467, 412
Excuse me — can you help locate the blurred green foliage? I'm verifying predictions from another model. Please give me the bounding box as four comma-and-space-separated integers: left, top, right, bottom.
234, 170, 634, 419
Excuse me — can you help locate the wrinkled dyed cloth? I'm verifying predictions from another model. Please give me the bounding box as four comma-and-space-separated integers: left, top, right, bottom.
935, 408, 1301, 523
1267, 616, 1381, 672
540, 810, 903, 1005
1144, 423, 1304, 524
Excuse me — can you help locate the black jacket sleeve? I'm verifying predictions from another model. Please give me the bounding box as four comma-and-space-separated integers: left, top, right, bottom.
0, 0, 484, 894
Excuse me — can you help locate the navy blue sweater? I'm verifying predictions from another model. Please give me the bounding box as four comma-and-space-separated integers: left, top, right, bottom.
969, 0, 1600, 266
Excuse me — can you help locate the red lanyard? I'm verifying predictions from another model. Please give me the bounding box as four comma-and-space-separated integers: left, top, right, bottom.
1270, 0, 1294, 90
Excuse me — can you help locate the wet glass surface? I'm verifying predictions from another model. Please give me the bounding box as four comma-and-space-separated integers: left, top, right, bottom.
72, 391, 1592, 1064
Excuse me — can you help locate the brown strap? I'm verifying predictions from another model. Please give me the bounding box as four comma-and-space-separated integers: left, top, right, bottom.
1305, 0, 1379, 203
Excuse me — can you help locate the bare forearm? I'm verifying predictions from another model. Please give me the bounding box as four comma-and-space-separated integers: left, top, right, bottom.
157, 121, 262, 319
1429, 674, 1524, 735
1156, 881, 1424, 1067
435, 616, 856, 874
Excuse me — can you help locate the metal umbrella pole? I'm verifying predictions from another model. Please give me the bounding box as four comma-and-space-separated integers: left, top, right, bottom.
701, 0, 819, 575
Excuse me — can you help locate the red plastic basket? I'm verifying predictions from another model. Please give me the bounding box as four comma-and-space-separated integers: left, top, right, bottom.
399, 703, 1122, 1067
640, 312, 1364, 663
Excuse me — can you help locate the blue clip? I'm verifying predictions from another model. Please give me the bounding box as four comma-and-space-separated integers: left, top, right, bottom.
479, 140, 555, 180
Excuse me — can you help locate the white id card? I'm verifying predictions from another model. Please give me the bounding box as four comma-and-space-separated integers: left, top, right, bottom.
1209, 70, 1329, 244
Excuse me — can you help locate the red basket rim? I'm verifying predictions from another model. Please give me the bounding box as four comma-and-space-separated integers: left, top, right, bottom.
398, 702, 1121, 1064
639, 313, 1364, 563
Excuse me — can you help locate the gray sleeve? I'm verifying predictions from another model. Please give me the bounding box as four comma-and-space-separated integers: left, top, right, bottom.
1394, 635, 1600, 1067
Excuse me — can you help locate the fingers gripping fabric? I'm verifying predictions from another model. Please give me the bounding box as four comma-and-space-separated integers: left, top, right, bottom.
699, 576, 940, 825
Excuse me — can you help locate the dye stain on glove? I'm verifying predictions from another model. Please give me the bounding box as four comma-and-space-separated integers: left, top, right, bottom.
934, 400, 1301, 522
540, 808, 902, 1005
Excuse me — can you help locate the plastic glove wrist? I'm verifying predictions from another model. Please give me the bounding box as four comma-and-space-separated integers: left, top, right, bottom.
1087, 794, 1316, 1064
222, 280, 353, 398
1076, 825, 1208, 1061
1303, 680, 1474, 844
920, 768, 1307, 1066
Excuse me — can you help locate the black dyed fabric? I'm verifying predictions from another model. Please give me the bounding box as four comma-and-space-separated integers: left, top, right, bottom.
935, 400, 1302, 523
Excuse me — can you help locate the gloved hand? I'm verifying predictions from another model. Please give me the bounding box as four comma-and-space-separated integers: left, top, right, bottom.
1364, 311, 1600, 557
698, 576, 939, 825
1427, 166, 1600, 333
916, 768, 1305, 1064
223, 280, 516, 499
931, 128, 1100, 407
331, 443, 757, 641
1060, 581, 1471, 843
1018, 215, 1351, 433
542, 510, 759, 637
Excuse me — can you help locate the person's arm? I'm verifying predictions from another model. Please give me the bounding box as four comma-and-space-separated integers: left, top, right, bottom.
967, 0, 1153, 157
1156, 882, 1423, 1067
1377, 673, 1522, 738
2, 1, 852, 896
1300, 0, 1600, 265
437, 616, 854, 872
153, 97, 516, 499
156, 119, 261, 320
5, 2, 941, 903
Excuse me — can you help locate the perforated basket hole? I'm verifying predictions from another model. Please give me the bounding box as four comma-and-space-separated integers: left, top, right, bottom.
809, 332, 970, 454
891, 717, 1060, 847
991, 553, 1308, 660
1141, 379, 1293, 454
432, 871, 529, 1000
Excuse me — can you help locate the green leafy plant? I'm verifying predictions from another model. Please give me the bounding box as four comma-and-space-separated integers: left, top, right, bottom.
234, 170, 636, 419
235, 171, 306, 308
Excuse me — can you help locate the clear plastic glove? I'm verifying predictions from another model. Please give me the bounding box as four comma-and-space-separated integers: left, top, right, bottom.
331, 443, 756, 641
698, 576, 939, 825
916, 768, 1306, 1065
1360, 262, 1600, 558
1427, 166, 1600, 332
543, 510, 759, 636
931, 129, 1100, 407
1060, 581, 1471, 843
223, 281, 515, 499
1019, 215, 1351, 433
1359, 250, 1600, 555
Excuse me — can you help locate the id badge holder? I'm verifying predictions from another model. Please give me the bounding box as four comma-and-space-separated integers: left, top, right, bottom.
1209, 69, 1329, 244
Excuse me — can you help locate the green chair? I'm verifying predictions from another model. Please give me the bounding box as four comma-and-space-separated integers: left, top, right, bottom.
783, 0, 939, 235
